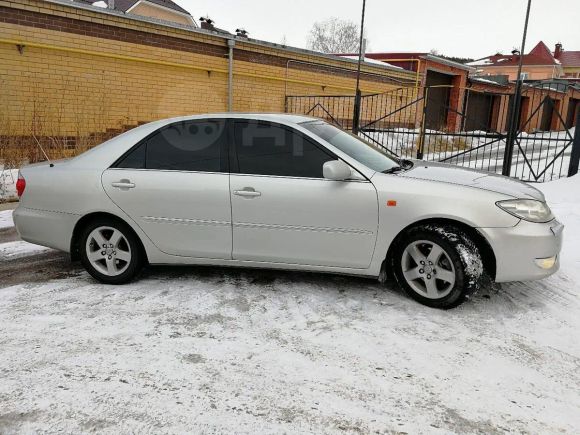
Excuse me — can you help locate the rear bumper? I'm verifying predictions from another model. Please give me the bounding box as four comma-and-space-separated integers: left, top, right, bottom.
478, 219, 563, 283
13, 206, 79, 253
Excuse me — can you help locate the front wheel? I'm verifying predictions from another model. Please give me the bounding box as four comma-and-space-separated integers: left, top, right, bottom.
80, 218, 143, 284
393, 225, 484, 308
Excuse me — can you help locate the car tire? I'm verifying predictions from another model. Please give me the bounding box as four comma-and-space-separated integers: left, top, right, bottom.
79, 217, 143, 284
393, 224, 484, 309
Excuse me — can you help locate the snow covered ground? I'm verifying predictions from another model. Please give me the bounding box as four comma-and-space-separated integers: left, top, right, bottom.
0, 177, 579, 433
0, 240, 50, 260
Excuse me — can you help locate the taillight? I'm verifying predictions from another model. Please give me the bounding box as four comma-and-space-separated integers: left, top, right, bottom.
16, 172, 26, 197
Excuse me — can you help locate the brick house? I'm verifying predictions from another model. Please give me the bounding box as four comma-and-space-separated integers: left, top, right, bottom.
338, 50, 580, 134
76, 0, 197, 27
337, 52, 474, 131
554, 43, 580, 79
468, 42, 580, 131
468, 41, 564, 81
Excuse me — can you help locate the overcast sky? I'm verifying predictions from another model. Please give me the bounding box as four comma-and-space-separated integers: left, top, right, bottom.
173, 0, 578, 59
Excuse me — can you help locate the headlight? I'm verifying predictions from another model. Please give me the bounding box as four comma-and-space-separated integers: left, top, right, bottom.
496, 199, 554, 223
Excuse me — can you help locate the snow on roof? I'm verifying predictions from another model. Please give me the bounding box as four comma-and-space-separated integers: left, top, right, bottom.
467, 58, 493, 67
77, 0, 192, 16
470, 77, 506, 85
340, 55, 404, 70
471, 41, 561, 68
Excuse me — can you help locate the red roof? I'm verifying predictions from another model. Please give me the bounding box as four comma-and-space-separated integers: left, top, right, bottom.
472, 41, 559, 67
528, 41, 556, 62
555, 50, 580, 67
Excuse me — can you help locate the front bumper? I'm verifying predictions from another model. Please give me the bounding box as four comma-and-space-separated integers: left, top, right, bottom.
478, 219, 563, 283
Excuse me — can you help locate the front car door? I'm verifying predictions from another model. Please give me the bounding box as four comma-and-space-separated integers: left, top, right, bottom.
230, 120, 378, 269
102, 118, 232, 259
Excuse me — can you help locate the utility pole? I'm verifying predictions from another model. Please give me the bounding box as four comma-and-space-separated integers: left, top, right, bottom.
502, 0, 532, 176
352, 0, 366, 134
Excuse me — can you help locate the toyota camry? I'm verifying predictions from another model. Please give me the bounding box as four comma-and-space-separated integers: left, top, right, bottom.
13, 114, 563, 308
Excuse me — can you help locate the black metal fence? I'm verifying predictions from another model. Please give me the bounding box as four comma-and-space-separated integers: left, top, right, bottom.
508, 83, 579, 182
286, 83, 580, 182
286, 95, 356, 131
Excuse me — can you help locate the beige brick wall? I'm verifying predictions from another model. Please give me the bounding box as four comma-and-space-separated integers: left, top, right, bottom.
0, 0, 418, 142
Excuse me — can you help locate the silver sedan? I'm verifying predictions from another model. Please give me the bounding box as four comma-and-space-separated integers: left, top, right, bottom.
13, 114, 563, 308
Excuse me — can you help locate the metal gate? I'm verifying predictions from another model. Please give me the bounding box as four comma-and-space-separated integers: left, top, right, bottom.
286, 83, 580, 182
508, 83, 579, 182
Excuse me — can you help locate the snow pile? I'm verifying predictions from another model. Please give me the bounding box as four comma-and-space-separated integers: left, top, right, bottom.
537, 174, 580, 277
0, 168, 18, 202
0, 240, 50, 260
0, 210, 14, 229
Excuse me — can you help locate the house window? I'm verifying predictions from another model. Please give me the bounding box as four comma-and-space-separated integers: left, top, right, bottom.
519, 72, 529, 80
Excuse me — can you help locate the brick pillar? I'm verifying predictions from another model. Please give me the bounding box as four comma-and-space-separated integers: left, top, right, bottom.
445, 75, 466, 132
489, 95, 501, 131
550, 99, 562, 130
519, 97, 531, 131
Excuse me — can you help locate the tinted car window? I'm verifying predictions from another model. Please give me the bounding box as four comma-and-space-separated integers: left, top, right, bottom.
147, 120, 225, 171
234, 121, 334, 178
116, 141, 146, 169
301, 121, 400, 173
115, 120, 226, 172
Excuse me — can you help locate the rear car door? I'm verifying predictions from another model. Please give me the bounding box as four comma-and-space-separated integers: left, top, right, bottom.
230, 120, 378, 268
102, 118, 232, 259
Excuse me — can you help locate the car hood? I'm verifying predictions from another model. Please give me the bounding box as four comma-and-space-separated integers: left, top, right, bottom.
398, 161, 545, 200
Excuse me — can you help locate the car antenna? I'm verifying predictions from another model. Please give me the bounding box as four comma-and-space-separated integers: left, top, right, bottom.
32, 134, 54, 167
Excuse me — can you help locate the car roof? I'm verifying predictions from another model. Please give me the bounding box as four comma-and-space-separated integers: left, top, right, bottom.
155, 113, 319, 125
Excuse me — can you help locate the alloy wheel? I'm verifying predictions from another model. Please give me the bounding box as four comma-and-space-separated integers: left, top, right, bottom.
85, 226, 132, 277
401, 240, 456, 299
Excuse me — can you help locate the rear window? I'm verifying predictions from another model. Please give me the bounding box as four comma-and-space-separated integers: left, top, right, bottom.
116, 142, 146, 169
114, 119, 226, 172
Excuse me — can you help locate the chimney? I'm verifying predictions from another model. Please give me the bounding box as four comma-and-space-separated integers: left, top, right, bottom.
554, 42, 563, 58
199, 17, 216, 31
107, 0, 115, 9
235, 28, 249, 38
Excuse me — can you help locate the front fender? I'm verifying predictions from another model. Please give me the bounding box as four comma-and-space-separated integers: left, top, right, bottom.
367, 174, 519, 275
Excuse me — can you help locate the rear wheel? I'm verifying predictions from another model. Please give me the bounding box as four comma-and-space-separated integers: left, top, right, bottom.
393, 225, 483, 308
80, 218, 143, 284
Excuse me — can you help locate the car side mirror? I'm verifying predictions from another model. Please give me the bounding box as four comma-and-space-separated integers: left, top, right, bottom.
323, 160, 352, 181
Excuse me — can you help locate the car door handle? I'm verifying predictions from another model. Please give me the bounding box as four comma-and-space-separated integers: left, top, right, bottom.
111, 180, 136, 189
234, 188, 261, 198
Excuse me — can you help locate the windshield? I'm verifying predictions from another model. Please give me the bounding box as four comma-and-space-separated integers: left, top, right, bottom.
300, 121, 400, 173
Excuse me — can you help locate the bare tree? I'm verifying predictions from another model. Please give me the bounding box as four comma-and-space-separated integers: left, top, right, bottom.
308, 18, 365, 54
